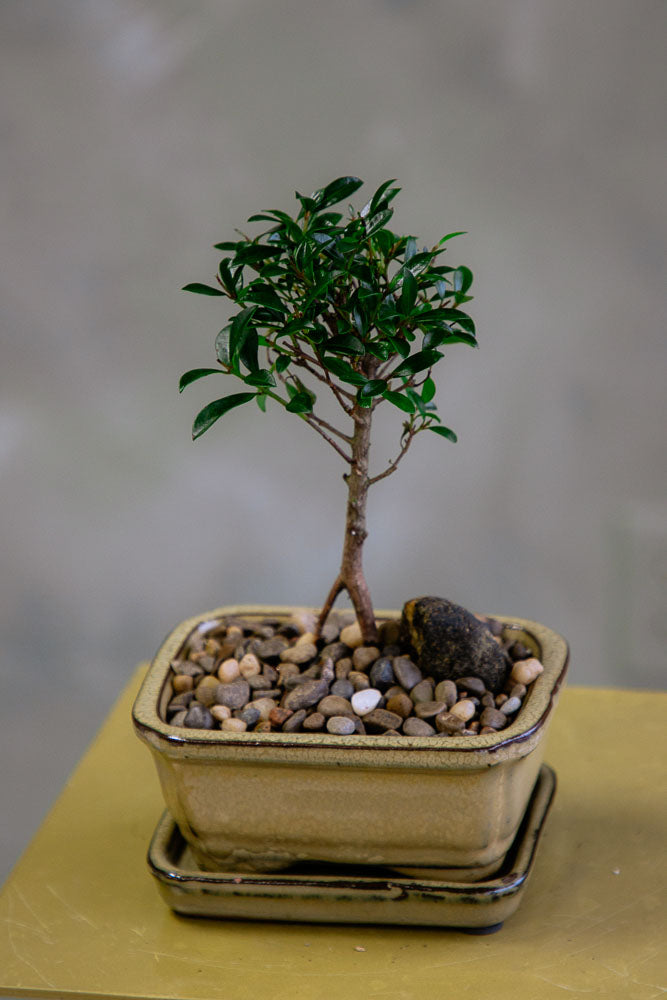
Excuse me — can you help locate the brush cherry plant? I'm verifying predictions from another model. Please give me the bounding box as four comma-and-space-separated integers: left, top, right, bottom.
180, 176, 477, 645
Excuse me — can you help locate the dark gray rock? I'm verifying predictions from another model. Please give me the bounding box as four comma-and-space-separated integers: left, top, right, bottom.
392, 656, 422, 690
369, 656, 395, 690
255, 636, 289, 661
215, 678, 250, 709
403, 717, 436, 736
330, 678, 355, 699
400, 597, 510, 693
283, 677, 330, 711
184, 703, 214, 729
480, 707, 508, 730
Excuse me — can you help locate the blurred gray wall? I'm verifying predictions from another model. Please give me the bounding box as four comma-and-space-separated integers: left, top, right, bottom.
1, 0, 666, 880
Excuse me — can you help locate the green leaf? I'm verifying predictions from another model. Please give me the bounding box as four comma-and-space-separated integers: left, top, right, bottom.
228, 307, 257, 366
422, 377, 436, 403
390, 349, 443, 378
322, 356, 368, 387
404, 237, 417, 262
275, 353, 291, 373
356, 393, 374, 408
368, 179, 400, 217
243, 370, 276, 388
285, 390, 314, 414
326, 334, 365, 356
453, 266, 473, 294
437, 232, 466, 246
255, 393, 268, 412
215, 327, 231, 365
178, 368, 222, 392
386, 335, 410, 359
429, 425, 458, 443
382, 390, 415, 414
192, 393, 256, 439
399, 270, 418, 316
239, 326, 259, 373
182, 282, 224, 296
365, 209, 394, 238
315, 176, 364, 211
359, 379, 387, 398
242, 283, 286, 312
213, 241, 239, 252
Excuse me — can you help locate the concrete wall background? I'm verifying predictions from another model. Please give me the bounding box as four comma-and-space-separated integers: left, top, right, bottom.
1, 0, 666, 880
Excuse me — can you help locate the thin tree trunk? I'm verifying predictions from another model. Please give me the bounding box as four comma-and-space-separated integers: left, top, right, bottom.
316, 402, 378, 645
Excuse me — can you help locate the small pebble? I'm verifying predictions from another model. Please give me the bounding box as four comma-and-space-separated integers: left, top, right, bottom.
283, 709, 307, 732
449, 699, 476, 722
255, 720, 273, 733
363, 708, 403, 733
221, 717, 247, 733
218, 658, 241, 682
237, 705, 261, 727
508, 641, 532, 661
331, 679, 355, 699
479, 707, 508, 730
215, 678, 250, 709
403, 717, 436, 736
434, 679, 457, 708
278, 663, 301, 684
238, 653, 261, 677
283, 677, 330, 711
435, 712, 465, 734
510, 683, 527, 700
511, 657, 544, 685
414, 700, 447, 720
256, 636, 289, 661
170, 709, 187, 726
196, 678, 221, 707
280, 642, 317, 664
340, 622, 364, 648
456, 676, 487, 697
410, 678, 434, 704
392, 656, 422, 690
269, 706, 293, 727
249, 697, 277, 720
172, 674, 194, 693
369, 657, 395, 690
481, 692, 496, 709
385, 692, 413, 719
352, 646, 381, 670
302, 711, 325, 731
350, 688, 382, 716
334, 657, 353, 680
348, 670, 371, 691
500, 696, 522, 716
184, 703, 214, 729
318, 695, 355, 718
327, 715, 356, 735
210, 704, 232, 723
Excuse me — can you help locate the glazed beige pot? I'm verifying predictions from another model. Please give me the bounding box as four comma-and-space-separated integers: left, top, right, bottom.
132, 606, 568, 876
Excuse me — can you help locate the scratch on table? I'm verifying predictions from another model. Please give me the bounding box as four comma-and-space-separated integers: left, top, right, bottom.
5, 889, 57, 989
46, 883, 99, 929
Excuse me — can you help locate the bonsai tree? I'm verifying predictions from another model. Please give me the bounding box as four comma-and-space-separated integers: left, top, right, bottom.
180, 176, 477, 645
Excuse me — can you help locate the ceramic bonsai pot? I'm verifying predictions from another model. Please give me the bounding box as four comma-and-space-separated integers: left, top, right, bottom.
132, 606, 568, 875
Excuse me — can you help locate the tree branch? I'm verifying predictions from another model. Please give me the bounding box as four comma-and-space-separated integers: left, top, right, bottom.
368, 424, 418, 486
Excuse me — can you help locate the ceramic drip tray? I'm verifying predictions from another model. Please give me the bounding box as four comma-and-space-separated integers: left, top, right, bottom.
147, 764, 556, 931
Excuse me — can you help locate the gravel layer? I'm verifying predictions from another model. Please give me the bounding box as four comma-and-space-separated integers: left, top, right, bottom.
164, 611, 544, 737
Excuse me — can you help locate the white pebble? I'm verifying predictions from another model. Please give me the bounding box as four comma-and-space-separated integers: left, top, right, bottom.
449, 699, 476, 722
511, 657, 544, 685
351, 688, 382, 716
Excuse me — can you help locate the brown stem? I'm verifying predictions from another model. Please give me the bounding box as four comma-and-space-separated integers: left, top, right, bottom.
315, 398, 378, 645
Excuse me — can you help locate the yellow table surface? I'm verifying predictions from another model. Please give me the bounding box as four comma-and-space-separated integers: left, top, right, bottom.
1, 669, 666, 1000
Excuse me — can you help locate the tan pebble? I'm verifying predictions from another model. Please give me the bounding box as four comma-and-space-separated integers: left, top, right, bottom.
511, 657, 544, 685
280, 642, 317, 664
348, 670, 371, 691
352, 646, 381, 670
468, 721, 480, 733
289, 608, 318, 635
172, 674, 194, 693
296, 631, 317, 646
385, 693, 413, 719
255, 720, 273, 733
340, 622, 364, 648
449, 699, 476, 722
221, 717, 247, 733
218, 658, 241, 682
238, 653, 261, 677
510, 683, 527, 700
204, 638, 221, 656
196, 675, 220, 706
434, 679, 457, 708
480, 726, 497, 735
495, 692, 508, 706
251, 697, 278, 720
225, 625, 243, 641
435, 712, 465, 734
302, 712, 325, 731
170, 709, 187, 726
210, 704, 232, 723
335, 657, 353, 679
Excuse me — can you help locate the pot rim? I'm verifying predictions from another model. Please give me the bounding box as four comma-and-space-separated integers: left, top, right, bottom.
132, 605, 569, 762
